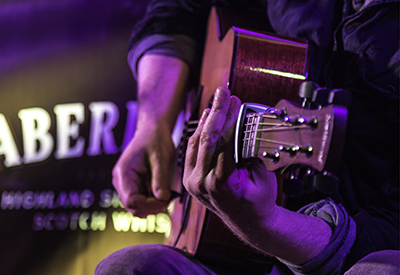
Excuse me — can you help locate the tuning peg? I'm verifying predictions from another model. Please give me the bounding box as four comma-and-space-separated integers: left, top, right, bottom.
262, 150, 280, 163
272, 107, 287, 119
298, 81, 319, 108
282, 177, 304, 197
312, 172, 339, 194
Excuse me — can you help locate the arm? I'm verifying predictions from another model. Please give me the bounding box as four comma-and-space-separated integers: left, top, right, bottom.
112, 54, 189, 217
183, 86, 332, 265
113, 0, 215, 217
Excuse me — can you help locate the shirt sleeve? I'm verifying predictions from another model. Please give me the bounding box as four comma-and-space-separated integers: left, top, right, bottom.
278, 198, 357, 275
126, 0, 215, 80
128, 34, 198, 80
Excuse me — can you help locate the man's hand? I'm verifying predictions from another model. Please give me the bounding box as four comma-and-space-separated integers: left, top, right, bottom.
183, 86, 278, 241
112, 123, 174, 218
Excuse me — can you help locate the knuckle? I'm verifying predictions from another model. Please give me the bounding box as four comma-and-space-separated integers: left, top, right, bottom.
212, 96, 226, 111
199, 129, 221, 146
124, 198, 145, 218
111, 166, 119, 181
130, 209, 147, 218
187, 134, 198, 148
184, 176, 203, 196
225, 109, 235, 122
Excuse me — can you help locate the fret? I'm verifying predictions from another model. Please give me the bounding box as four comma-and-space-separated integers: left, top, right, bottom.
242, 113, 263, 158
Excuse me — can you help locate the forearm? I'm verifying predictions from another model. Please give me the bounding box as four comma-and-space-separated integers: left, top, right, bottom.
260, 206, 332, 264
135, 54, 190, 132
228, 204, 331, 265
234, 199, 356, 274
113, 54, 190, 212
274, 200, 356, 275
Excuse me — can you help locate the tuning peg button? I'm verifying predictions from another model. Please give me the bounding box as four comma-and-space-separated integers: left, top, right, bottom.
307, 116, 318, 128
300, 145, 313, 157
262, 150, 280, 163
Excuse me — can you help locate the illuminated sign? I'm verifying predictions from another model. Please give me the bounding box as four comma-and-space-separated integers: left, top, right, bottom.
2, 188, 171, 234
0, 101, 138, 168
0, 100, 171, 236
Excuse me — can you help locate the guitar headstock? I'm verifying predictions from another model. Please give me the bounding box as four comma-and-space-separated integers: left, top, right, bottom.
235, 99, 347, 173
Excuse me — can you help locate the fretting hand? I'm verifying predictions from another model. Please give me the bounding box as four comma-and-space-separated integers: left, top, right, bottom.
183, 86, 278, 241
183, 86, 332, 264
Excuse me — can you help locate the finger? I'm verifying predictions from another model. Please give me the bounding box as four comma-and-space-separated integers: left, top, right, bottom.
112, 150, 146, 200
126, 194, 169, 218
150, 140, 175, 202
183, 108, 210, 195
196, 86, 231, 172
112, 165, 168, 217
220, 95, 241, 156
150, 161, 171, 202
185, 108, 210, 172
214, 95, 241, 180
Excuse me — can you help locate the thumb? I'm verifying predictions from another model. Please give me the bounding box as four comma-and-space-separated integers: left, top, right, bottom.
150, 153, 172, 202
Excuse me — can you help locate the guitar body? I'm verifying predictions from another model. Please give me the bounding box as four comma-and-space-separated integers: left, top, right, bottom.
166, 6, 309, 270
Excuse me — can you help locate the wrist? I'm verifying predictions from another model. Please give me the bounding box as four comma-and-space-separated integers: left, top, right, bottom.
136, 54, 189, 132
136, 114, 175, 135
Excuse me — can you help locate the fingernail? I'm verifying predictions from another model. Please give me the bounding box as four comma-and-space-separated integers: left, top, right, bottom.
216, 86, 229, 99
199, 108, 210, 124
231, 96, 239, 107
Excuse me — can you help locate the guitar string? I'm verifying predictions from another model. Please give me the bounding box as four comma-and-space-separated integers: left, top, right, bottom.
185, 118, 310, 160
243, 124, 310, 133
242, 116, 311, 156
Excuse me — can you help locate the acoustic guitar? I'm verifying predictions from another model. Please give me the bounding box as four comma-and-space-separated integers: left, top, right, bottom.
165, 6, 347, 271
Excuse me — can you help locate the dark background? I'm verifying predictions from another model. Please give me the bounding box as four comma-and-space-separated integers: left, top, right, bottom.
0, 1, 167, 274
